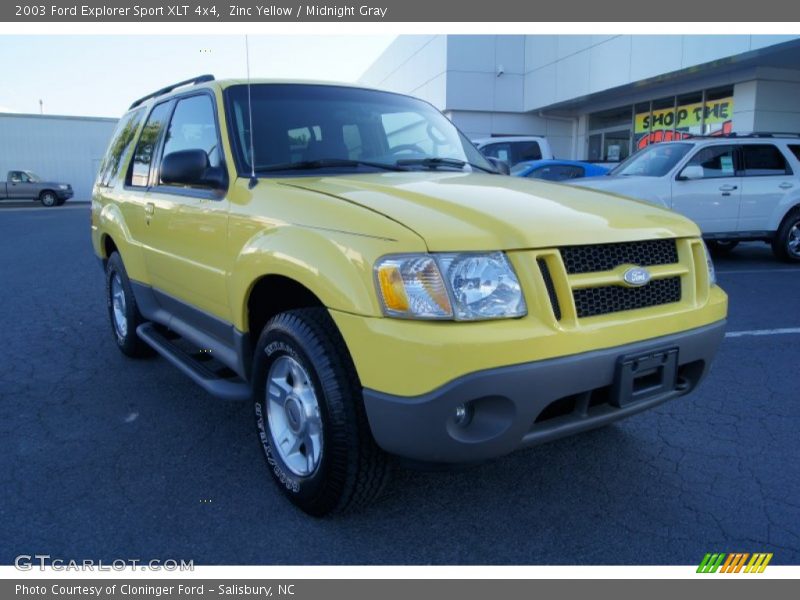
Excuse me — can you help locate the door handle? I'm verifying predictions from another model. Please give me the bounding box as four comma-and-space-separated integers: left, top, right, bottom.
779, 182, 794, 190
145, 202, 155, 216
718, 185, 738, 192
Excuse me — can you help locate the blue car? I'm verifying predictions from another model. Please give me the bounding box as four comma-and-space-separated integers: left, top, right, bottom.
511, 159, 609, 181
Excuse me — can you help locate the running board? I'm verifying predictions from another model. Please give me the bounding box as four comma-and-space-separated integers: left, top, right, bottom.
136, 323, 251, 401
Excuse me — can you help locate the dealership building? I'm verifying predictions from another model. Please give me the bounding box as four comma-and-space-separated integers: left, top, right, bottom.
0, 112, 117, 201
359, 35, 800, 163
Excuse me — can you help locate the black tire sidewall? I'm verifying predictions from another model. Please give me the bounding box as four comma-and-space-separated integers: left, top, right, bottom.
252, 312, 355, 515
778, 211, 800, 262
105, 253, 143, 354
707, 240, 739, 255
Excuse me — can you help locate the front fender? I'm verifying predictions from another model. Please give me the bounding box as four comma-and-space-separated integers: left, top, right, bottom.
229, 223, 422, 332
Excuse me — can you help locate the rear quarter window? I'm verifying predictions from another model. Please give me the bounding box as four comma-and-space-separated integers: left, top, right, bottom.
513, 141, 542, 162
741, 144, 792, 176
97, 108, 144, 187
788, 144, 800, 162
128, 102, 172, 187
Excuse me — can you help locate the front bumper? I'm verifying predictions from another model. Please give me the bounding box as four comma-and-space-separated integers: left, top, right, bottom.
56, 189, 73, 200
362, 320, 725, 463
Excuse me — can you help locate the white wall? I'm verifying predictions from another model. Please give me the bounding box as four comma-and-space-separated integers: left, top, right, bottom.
523, 35, 800, 111
360, 35, 575, 156
0, 113, 117, 201
359, 35, 800, 161
358, 35, 448, 108
748, 69, 800, 132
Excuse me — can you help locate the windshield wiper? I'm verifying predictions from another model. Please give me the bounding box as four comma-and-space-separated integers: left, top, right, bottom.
257, 158, 409, 173
395, 157, 495, 173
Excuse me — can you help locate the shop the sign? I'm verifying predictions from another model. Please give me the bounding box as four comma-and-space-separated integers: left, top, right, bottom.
635, 96, 733, 133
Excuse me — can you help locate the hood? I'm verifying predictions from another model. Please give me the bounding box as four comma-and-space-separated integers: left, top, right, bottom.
280, 172, 698, 251
569, 175, 662, 194
568, 175, 670, 209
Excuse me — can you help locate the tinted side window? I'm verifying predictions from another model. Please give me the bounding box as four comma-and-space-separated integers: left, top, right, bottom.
685, 145, 737, 179
482, 143, 512, 163
98, 108, 144, 187
129, 102, 172, 187
160, 94, 221, 185
529, 164, 585, 181
789, 144, 800, 162
741, 144, 791, 176
513, 141, 542, 163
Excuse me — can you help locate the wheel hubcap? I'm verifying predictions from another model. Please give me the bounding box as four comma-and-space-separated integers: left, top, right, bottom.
788, 222, 800, 256
266, 356, 323, 477
43, 194, 55, 206
111, 274, 127, 338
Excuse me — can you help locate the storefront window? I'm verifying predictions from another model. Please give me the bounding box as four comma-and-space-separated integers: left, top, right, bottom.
587, 106, 633, 162
603, 129, 630, 162
703, 87, 734, 136
675, 92, 704, 138
633, 102, 651, 150
595, 86, 735, 158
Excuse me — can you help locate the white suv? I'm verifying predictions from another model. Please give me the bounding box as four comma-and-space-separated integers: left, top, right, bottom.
571, 135, 800, 261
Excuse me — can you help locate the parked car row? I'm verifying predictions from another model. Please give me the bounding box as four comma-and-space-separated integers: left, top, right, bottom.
474, 134, 800, 262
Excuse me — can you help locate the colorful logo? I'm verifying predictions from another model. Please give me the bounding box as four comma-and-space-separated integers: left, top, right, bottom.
697, 552, 773, 573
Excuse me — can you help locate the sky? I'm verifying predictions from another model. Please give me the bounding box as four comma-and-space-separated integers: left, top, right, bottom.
0, 35, 396, 118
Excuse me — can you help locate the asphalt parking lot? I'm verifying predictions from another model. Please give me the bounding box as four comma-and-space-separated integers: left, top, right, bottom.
1, 203, 799, 565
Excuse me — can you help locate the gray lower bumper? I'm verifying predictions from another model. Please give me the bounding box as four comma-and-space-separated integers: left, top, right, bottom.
363, 321, 726, 463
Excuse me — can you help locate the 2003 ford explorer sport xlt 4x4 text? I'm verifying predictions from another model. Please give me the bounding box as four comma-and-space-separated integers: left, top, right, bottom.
91, 75, 728, 515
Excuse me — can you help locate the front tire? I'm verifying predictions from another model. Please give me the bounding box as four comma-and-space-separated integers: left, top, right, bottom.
253, 308, 390, 516
105, 252, 153, 357
40, 191, 57, 207
706, 240, 739, 255
772, 209, 800, 262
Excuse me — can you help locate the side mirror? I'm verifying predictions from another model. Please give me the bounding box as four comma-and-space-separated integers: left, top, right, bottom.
160, 149, 226, 189
677, 165, 704, 181
486, 157, 510, 175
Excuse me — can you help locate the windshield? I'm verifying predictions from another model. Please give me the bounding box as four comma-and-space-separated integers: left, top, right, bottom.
609, 143, 692, 177
224, 84, 493, 175
24, 171, 41, 182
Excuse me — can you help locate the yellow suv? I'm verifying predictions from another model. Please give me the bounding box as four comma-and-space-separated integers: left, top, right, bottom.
92, 75, 727, 515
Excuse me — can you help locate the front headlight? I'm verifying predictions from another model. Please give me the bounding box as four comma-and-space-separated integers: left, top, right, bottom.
58, 184, 69, 190
375, 252, 527, 321
702, 241, 717, 286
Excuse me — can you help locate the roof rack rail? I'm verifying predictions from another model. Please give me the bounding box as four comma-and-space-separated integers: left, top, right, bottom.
741, 131, 800, 138
686, 131, 800, 139
128, 74, 215, 110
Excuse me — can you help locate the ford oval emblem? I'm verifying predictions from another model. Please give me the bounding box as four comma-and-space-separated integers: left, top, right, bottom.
623, 266, 651, 287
